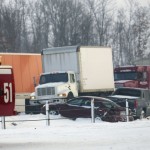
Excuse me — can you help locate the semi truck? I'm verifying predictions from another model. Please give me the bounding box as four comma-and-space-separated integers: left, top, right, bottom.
30, 46, 115, 104
114, 65, 150, 89
0, 53, 42, 112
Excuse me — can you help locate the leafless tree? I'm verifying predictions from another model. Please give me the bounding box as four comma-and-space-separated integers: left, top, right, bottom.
86, 0, 115, 46
39, 0, 93, 47
0, 0, 150, 65
132, 6, 150, 60
28, 1, 48, 52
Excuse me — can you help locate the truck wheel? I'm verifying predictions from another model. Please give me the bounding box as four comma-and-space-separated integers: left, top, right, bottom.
140, 110, 145, 120
67, 92, 74, 100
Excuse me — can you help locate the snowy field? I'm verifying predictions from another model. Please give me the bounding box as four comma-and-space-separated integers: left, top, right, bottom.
0, 114, 150, 150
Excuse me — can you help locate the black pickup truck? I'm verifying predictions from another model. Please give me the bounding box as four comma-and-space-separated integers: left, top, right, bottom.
108, 87, 150, 119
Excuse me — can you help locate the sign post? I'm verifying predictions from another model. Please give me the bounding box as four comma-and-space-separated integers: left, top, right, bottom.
46, 101, 50, 126
91, 99, 95, 123
1, 117, 6, 129
126, 99, 129, 122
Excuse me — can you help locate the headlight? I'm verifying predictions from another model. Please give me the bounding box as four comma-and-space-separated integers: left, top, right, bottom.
30, 96, 36, 100
57, 93, 67, 97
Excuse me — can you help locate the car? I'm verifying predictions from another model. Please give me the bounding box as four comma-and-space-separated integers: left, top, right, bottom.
41, 96, 134, 122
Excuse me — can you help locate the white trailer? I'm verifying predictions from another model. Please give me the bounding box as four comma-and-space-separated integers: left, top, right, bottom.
32, 46, 115, 104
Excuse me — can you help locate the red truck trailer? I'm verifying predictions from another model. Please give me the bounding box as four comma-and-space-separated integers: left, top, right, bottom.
114, 65, 150, 89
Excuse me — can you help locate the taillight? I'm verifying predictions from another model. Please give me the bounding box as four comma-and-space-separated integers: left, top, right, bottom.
134, 100, 138, 108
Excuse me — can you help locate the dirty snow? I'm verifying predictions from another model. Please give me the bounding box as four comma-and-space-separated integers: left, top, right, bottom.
0, 114, 150, 150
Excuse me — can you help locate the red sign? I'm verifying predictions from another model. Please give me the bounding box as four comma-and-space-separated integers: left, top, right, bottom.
0, 66, 15, 116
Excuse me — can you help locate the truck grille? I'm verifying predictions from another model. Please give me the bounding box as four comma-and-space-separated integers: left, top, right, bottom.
37, 87, 55, 96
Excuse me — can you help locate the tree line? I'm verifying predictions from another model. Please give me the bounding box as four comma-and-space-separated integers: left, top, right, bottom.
0, 0, 150, 66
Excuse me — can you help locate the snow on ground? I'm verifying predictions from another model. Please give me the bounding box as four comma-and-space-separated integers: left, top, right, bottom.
0, 114, 150, 150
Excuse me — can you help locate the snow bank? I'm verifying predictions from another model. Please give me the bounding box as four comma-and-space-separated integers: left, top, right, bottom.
0, 114, 150, 150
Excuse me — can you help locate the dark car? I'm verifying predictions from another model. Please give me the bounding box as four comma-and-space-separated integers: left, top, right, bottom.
41, 96, 134, 122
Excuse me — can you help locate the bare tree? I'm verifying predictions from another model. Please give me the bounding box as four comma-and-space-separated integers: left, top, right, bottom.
40, 0, 70, 47
86, 0, 114, 46
1, 0, 150, 64
0, 0, 7, 51
28, 1, 48, 52
112, 9, 127, 66
112, 0, 150, 66
0, 0, 31, 52
0, 1, 17, 52
132, 6, 150, 60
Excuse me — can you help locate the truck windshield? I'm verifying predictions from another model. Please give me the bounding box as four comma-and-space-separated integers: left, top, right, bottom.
114, 72, 138, 81
39, 73, 68, 84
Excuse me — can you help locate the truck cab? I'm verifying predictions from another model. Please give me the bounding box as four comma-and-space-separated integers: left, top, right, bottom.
31, 71, 78, 104
114, 66, 150, 89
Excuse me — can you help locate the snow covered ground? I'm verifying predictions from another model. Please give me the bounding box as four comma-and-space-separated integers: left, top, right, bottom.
0, 114, 150, 150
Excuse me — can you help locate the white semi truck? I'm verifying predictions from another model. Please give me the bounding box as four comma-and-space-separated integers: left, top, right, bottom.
30, 46, 115, 104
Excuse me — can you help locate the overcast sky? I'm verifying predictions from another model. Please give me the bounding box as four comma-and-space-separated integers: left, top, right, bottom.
116, 0, 150, 7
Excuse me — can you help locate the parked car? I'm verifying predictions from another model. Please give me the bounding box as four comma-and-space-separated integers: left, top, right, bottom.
41, 96, 134, 122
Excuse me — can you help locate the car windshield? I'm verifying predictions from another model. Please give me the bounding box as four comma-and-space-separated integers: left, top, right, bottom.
114, 72, 138, 81
67, 97, 120, 109
39, 73, 68, 84
67, 97, 92, 106
67, 98, 83, 106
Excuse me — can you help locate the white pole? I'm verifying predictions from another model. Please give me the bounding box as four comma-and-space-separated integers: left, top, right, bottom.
1, 117, 6, 129
91, 99, 95, 123
126, 99, 129, 122
46, 101, 50, 126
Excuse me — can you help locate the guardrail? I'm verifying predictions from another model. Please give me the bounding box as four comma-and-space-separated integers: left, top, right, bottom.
1, 99, 130, 129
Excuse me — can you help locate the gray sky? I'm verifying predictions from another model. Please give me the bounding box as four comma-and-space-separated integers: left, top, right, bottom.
116, 0, 150, 7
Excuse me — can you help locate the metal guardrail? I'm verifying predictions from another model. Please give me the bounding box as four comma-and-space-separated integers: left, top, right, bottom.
1, 99, 130, 129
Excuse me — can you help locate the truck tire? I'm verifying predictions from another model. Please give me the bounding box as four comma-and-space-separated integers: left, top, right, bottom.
67, 92, 74, 100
